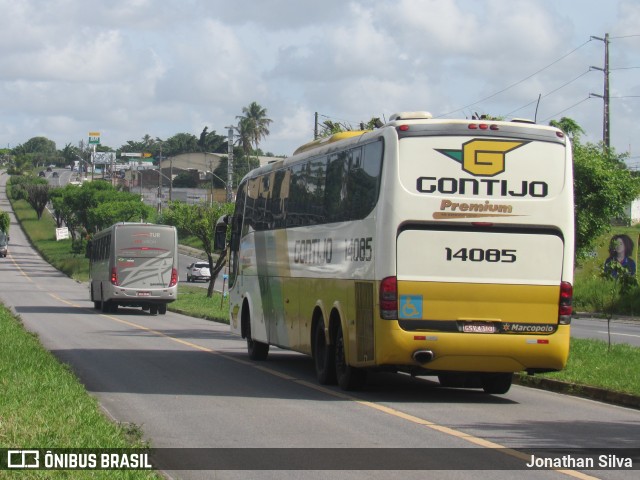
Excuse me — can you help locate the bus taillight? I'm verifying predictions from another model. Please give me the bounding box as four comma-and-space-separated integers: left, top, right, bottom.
110, 268, 118, 286
559, 281, 573, 325
380, 276, 397, 320
169, 268, 178, 287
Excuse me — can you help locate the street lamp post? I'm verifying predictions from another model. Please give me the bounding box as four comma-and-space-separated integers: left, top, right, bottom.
225, 125, 234, 202
208, 171, 227, 206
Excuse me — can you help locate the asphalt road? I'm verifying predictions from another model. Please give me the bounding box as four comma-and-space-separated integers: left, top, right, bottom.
1, 172, 639, 480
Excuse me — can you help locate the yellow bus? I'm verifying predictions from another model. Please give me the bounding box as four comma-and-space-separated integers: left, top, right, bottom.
215, 112, 574, 394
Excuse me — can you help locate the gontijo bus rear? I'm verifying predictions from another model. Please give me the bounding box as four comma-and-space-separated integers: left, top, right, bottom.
216, 111, 574, 394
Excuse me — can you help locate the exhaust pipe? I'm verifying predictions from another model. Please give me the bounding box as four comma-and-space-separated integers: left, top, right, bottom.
412, 350, 434, 364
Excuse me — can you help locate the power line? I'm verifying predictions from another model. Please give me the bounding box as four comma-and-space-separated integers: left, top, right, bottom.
611, 66, 640, 71
435, 39, 593, 118
504, 69, 592, 117
541, 96, 592, 123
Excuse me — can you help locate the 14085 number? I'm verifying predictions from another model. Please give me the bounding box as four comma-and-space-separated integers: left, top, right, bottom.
445, 248, 516, 263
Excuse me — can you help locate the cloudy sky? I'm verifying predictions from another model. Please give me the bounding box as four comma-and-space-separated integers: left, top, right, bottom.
1, 0, 638, 164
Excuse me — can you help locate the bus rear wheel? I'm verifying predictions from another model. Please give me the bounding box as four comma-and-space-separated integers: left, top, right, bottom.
481, 373, 513, 394
158, 304, 167, 315
334, 324, 366, 391
314, 319, 336, 385
245, 311, 269, 360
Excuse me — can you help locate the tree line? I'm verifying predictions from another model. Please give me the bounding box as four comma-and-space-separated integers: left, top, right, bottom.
2, 112, 639, 297
0, 101, 274, 176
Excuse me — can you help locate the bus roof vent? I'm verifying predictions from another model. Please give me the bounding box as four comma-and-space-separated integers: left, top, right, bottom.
511, 118, 536, 124
389, 111, 433, 121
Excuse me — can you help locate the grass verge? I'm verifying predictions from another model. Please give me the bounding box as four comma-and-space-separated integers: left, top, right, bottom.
0, 304, 161, 479
10, 198, 89, 281
171, 285, 229, 323
535, 338, 640, 396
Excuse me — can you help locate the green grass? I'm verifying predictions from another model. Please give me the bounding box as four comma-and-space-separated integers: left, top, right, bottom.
0, 305, 161, 479
11, 198, 90, 281
172, 285, 229, 323
536, 337, 640, 395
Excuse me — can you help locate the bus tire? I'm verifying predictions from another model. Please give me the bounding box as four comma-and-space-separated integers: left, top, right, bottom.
481, 373, 513, 394
314, 319, 336, 385
245, 310, 269, 360
90, 286, 100, 310
334, 324, 366, 391
150, 306, 158, 315
100, 287, 109, 313
158, 304, 167, 315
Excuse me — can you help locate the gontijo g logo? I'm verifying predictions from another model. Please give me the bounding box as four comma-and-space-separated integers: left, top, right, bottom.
436, 139, 528, 177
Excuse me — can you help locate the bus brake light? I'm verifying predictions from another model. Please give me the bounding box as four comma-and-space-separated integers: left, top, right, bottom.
110, 267, 118, 286
169, 268, 178, 287
380, 276, 397, 320
559, 281, 572, 324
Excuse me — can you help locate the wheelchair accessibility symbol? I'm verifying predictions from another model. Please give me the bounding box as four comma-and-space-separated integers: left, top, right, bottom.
399, 295, 423, 319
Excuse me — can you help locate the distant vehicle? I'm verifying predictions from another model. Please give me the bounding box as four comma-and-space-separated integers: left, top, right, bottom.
46, 166, 52, 172
38, 171, 46, 177
87, 223, 179, 315
52, 172, 59, 178
186, 262, 211, 282
0, 232, 8, 257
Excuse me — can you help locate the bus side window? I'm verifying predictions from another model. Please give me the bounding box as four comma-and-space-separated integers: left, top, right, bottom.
287, 163, 306, 228
325, 152, 349, 223
306, 156, 326, 225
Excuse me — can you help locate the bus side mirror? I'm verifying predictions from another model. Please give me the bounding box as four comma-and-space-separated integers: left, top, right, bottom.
85, 240, 92, 259
213, 215, 229, 252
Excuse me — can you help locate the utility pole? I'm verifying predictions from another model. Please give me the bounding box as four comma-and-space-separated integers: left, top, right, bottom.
590, 33, 610, 150
157, 144, 162, 213
225, 125, 234, 202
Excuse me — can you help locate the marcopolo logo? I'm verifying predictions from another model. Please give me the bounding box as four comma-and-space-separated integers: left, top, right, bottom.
436, 139, 529, 177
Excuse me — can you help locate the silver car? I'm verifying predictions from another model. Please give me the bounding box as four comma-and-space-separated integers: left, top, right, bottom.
186, 262, 211, 282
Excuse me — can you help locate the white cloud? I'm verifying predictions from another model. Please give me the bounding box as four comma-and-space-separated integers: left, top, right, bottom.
0, 0, 637, 160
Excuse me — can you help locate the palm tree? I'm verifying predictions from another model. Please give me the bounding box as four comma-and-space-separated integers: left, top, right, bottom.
234, 117, 253, 156
236, 101, 273, 154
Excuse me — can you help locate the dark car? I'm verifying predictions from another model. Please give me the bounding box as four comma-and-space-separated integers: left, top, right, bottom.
0, 232, 8, 257
38, 171, 46, 177
52, 171, 59, 178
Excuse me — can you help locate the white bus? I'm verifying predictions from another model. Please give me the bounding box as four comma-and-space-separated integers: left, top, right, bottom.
88, 223, 178, 314
215, 112, 574, 394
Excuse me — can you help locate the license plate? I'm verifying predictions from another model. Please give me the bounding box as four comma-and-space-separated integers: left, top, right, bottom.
462, 323, 496, 333
137, 291, 151, 297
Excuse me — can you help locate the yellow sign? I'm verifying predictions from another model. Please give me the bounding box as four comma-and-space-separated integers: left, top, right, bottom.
88, 131, 101, 145
436, 139, 529, 177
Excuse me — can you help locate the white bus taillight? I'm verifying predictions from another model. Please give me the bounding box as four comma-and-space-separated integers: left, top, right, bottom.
559, 281, 573, 325
380, 276, 398, 320
169, 268, 178, 287
110, 267, 118, 286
